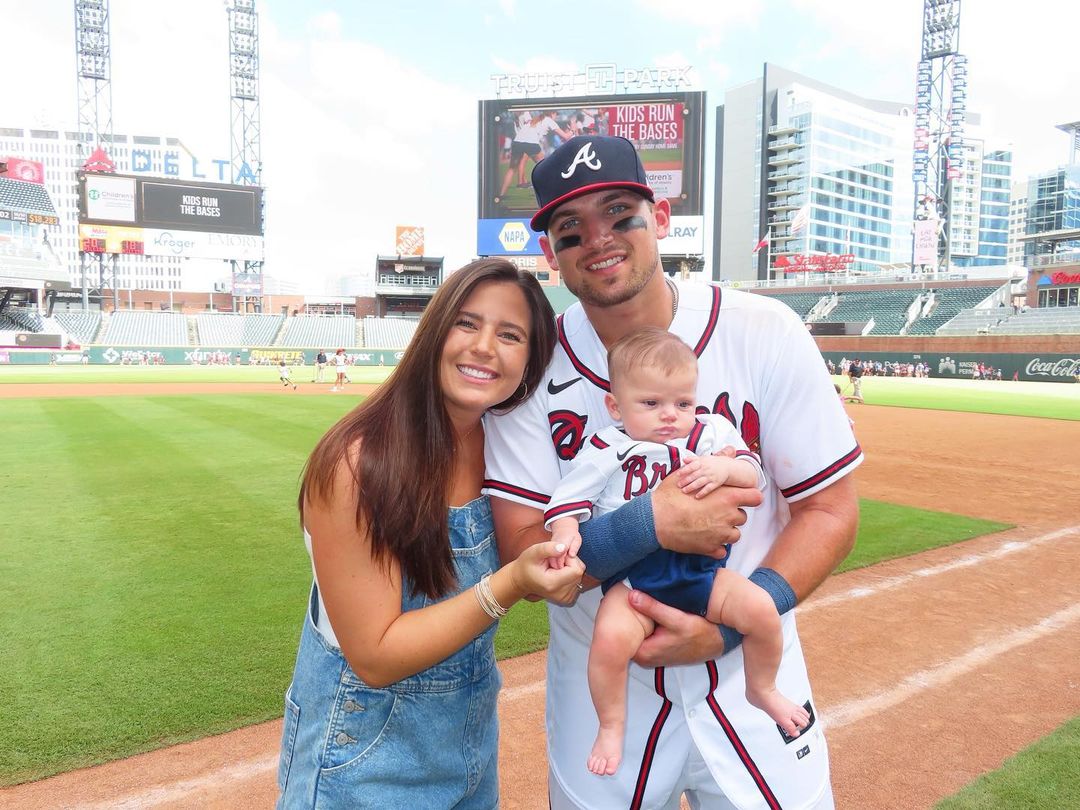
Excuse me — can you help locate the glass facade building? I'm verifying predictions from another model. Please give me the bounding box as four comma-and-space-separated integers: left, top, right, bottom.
713, 64, 1006, 282
949, 142, 1012, 268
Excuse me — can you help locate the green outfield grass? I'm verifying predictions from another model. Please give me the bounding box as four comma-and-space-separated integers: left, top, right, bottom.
838, 500, 1008, 573
936, 716, 1080, 809
834, 375, 1080, 421
0, 364, 395, 385
0, 379, 1062, 791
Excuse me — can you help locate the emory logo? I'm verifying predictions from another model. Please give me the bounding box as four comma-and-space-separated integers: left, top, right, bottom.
560, 142, 602, 178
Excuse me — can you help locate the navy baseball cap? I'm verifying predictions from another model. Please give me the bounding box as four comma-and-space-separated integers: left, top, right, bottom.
529, 135, 655, 232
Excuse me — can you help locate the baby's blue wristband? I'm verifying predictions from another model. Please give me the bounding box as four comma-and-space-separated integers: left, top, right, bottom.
717, 567, 796, 655
577, 494, 659, 580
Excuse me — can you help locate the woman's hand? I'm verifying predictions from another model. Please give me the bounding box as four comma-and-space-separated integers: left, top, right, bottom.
511, 539, 586, 606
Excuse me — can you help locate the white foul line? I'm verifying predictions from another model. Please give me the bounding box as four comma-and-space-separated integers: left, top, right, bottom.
76, 755, 279, 810
823, 601, 1080, 730
801, 525, 1079, 614
72, 525, 1080, 808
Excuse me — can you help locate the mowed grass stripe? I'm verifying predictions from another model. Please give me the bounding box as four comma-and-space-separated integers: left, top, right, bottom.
0, 392, 1029, 786
936, 716, 1080, 809
0, 396, 341, 782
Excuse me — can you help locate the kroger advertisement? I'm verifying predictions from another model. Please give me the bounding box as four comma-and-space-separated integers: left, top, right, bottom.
478, 91, 705, 228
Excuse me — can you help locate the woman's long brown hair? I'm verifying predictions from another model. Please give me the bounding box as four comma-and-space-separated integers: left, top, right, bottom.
299, 259, 556, 598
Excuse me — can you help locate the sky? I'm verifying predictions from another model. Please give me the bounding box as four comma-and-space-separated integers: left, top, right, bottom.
4, 0, 1078, 291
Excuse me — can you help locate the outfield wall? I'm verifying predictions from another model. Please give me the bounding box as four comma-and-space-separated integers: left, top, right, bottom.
816, 336, 1079, 383
0, 347, 405, 366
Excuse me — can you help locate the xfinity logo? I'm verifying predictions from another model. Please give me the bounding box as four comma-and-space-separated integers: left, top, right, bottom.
154, 232, 196, 255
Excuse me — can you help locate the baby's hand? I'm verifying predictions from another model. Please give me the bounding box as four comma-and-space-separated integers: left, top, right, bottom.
548, 521, 582, 569
677, 454, 738, 499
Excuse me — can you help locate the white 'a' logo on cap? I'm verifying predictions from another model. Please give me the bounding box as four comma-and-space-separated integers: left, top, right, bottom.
561, 142, 602, 178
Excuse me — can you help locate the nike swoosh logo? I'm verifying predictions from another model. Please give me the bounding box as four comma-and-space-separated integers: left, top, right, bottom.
616, 444, 642, 461
547, 377, 582, 395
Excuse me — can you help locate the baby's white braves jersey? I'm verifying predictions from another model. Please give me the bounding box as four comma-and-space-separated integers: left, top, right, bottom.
543, 415, 764, 530
483, 283, 863, 810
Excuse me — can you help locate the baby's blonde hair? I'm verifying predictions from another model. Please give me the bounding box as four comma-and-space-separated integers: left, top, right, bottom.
607, 327, 697, 387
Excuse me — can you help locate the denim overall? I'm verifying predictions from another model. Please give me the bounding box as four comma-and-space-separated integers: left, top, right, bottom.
277, 496, 502, 809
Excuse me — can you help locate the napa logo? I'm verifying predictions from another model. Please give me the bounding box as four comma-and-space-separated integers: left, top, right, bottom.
498, 221, 531, 252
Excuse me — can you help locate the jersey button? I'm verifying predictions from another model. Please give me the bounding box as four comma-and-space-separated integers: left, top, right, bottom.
688, 709, 697, 719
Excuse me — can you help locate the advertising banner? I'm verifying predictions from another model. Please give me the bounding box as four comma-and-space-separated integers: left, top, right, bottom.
142, 229, 264, 261
820, 350, 1080, 384
662, 216, 705, 255
80, 173, 263, 235
0, 157, 45, 184
478, 92, 705, 237
232, 271, 263, 295
913, 218, 938, 268
78, 224, 145, 254
395, 226, 425, 256
477, 218, 542, 256
141, 180, 262, 235
85, 175, 137, 222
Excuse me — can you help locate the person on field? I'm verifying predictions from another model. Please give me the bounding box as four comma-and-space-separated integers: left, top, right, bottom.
546, 328, 809, 777
277, 259, 584, 808
331, 349, 347, 392
313, 350, 327, 383
483, 135, 860, 809
279, 360, 297, 390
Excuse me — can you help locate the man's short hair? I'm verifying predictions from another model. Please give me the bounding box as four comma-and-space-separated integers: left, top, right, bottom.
608, 327, 696, 386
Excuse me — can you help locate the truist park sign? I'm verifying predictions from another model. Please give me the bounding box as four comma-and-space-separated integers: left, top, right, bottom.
490, 63, 695, 98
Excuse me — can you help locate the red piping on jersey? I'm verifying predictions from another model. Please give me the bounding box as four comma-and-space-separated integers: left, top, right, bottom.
482, 479, 551, 505
543, 500, 592, 523
686, 420, 706, 453
590, 434, 610, 450
555, 285, 722, 392
780, 444, 862, 499
704, 660, 783, 809
668, 445, 681, 471
692, 285, 723, 356
630, 667, 673, 810
557, 314, 610, 392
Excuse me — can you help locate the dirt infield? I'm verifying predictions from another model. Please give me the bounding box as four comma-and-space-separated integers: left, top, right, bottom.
2, 400, 1078, 809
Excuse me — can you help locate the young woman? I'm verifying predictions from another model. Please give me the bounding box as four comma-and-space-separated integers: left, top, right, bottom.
277, 259, 585, 808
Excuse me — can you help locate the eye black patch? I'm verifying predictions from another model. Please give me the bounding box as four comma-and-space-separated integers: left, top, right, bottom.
613, 215, 647, 233
553, 235, 582, 253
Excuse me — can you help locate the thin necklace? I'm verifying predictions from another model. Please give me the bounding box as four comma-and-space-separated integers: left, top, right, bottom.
666, 278, 679, 321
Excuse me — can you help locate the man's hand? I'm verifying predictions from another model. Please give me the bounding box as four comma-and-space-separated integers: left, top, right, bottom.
628, 589, 725, 667
652, 474, 762, 558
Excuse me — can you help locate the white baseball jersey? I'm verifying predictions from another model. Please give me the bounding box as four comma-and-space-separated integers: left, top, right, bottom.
483, 283, 863, 810
543, 415, 763, 529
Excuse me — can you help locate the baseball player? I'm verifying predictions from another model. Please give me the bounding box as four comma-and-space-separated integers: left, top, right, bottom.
482, 135, 861, 809
545, 328, 810, 777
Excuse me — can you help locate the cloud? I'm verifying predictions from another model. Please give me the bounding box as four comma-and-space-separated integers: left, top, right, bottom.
639, 0, 763, 49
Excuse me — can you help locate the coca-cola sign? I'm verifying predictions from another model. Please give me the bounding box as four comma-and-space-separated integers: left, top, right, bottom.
1025, 357, 1080, 378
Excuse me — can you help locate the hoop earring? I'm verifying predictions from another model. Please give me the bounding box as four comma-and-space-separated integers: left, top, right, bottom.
516, 380, 528, 401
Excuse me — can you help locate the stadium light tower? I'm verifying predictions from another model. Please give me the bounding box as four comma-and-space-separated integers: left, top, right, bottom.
912, 0, 967, 272
74, 0, 117, 309
227, 0, 263, 310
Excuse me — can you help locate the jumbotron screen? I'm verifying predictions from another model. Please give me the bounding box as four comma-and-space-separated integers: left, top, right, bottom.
477, 91, 705, 222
